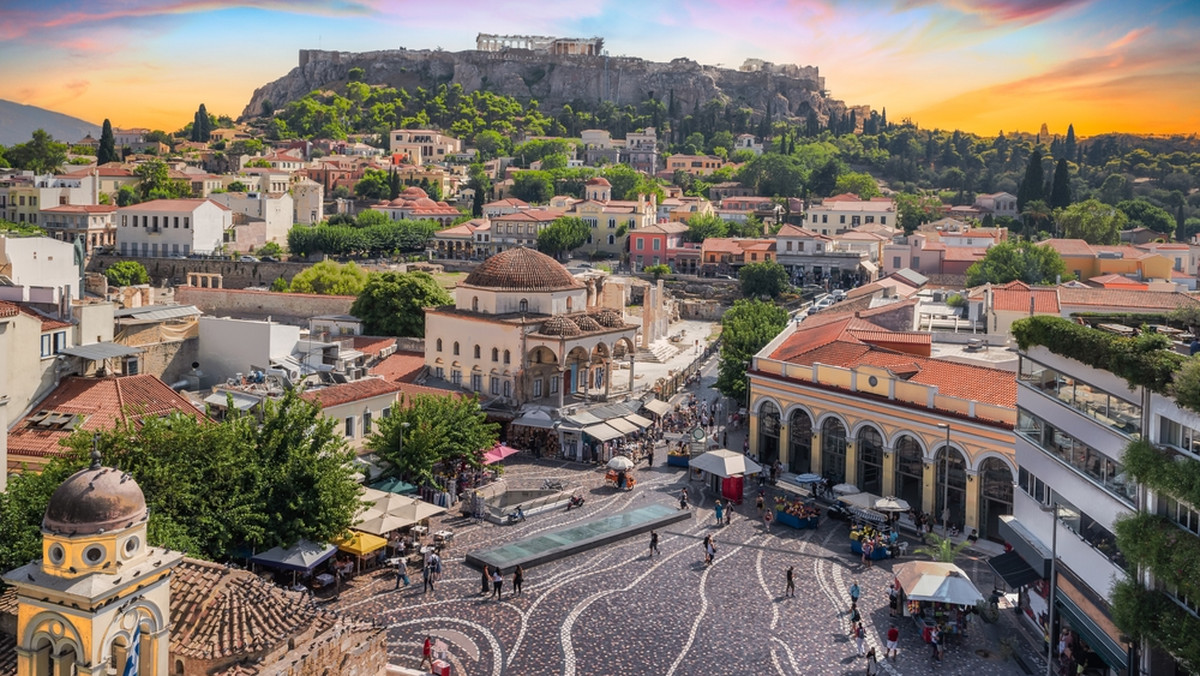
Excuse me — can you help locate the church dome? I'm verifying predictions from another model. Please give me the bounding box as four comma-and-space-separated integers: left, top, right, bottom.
43, 458, 148, 536
573, 315, 602, 332
586, 177, 611, 186
593, 309, 625, 328
464, 247, 582, 291
399, 186, 427, 199
540, 316, 583, 337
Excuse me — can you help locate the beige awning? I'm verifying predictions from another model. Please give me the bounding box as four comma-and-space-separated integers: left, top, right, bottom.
624, 413, 654, 429
642, 399, 672, 416
584, 423, 623, 442
606, 417, 639, 435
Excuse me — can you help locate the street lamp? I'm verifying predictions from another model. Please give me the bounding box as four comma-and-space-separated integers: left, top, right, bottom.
398, 421, 411, 457
1040, 501, 1060, 676
936, 423, 951, 535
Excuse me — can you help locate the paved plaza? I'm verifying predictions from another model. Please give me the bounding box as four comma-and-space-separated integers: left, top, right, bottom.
329, 454, 1038, 676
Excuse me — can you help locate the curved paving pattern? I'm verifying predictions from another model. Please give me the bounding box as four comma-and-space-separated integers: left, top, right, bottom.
330, 459, 1026, 675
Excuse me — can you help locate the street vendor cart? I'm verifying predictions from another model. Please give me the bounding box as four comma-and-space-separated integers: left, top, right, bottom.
893, 561, 985, 643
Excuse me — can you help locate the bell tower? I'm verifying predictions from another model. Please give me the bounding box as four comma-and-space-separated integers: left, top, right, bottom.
2, 445, 182, 676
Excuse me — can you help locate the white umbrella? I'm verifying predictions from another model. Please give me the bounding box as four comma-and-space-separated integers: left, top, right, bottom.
607, 456, 635, 471
793, 473, 823, 484
688, 449, 763, 478
895, 561, 984, 606
874, 496, 911, 513
833, 483, 861, 495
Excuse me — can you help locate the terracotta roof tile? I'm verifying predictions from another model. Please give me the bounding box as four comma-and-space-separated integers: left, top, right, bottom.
370, 350, 425, 383
0, 302, 18, 318
463, 247, 582, 291
300, 377, 402, 408
350, 335, 396, 358
1057, 287, 1200, 310
990, 281, 1061, 313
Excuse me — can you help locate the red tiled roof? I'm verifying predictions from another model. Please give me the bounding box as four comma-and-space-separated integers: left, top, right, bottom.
0, 301, 19, 318
371, 350, 425, 383
350, 335, 396, 358
18, 306, 72, 331
941, 247, 989, 262
397, 382, 465, 399
1089, 274, 1147, 287
40, 204, 118, 214
1043, 239, 1095, 256
7, 375, 204, 461
300, 378, 402, 408
491, 209, 564, 223
990, 281, 1061, 313
1057, 287, 1200, 310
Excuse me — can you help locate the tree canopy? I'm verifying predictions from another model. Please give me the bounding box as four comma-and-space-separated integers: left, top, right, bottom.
536, 216, 590, 259
1117, 199, 1175, 236
965, 240, 1070, 287
716, 299, 789, 404
6, 129, 67, 174
287, 219, 438, 258
738, 260, 789, 298
97, 119, 117, 165
134, 158, 191, 201
366, 393, 499, 487
1057, 199, 1128, 244
287, 260, 369, 295
684, 213, 729, 242
349, 271, 452, 336
104, 260, 149, 287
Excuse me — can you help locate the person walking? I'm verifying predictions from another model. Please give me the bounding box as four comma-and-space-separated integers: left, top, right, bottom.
512, 565, 524, 596
885, 624, 900, 660
865, 647, 880, 675
422, 561, 435, 594
849, 580, 861, 605
491, 568, 504, 600
785, 566, 795, 597
724, 503, 732, 526
762, 509, 773, 532
888, 584, 899, 616
649, 530, 660, 557
481, 564, 491, 595
419, 636, 433, 672
714, 500, 724, 525
850, 601, 861, 624
930, 626, 941, 662
394, 558, 410, 589
756, 491, 765, 513
852, 621, 866, 657
679, 487, 689, 510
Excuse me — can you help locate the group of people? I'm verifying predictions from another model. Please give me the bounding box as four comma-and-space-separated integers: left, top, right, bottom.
479, 564, 524, 599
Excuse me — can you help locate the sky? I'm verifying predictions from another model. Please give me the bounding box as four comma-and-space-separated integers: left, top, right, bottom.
1, 0, 1198, 138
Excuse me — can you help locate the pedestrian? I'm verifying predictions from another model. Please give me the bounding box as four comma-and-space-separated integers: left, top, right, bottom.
885, 624, 900, 660
850, 601, 861, 624
394, 558, 410, 589
930, 626, 941, 661
491, 567, 504, 599
852, 621, 866, 657
724, 503, 732, 526
862, 539, 874, 568
481, 564, 491, 595
715, 500, 724, 525
649, 530, 660, 557
785, 565, 795, 597
680, 487, 689, 510
420, 636, 433, 672
422, 562, 435, 593
512, 565, 524, 596
762, 509, 772, 532
849, 580, 861, 604
888, 585, 899, 616
865, 647, 880, 675
756, 492, 765, 513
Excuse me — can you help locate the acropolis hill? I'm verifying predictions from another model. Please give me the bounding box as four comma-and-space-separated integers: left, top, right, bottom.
241, 36, 864, 125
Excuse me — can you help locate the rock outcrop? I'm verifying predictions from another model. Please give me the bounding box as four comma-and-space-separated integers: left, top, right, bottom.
242, 47, 861, 126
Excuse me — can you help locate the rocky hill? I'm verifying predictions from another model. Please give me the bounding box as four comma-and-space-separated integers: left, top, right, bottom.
242, 47, 863, 126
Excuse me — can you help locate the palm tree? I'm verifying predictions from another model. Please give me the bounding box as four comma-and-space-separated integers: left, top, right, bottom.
1021, 199, 1052, 238
912, 532, 971, 563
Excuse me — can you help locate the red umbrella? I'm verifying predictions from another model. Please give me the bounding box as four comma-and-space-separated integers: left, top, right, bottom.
483, 444, 520, 464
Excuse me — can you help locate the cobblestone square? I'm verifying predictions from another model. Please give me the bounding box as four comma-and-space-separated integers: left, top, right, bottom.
329, 458, 1032, 676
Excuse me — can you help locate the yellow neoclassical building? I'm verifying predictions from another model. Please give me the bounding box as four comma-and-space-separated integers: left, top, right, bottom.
747, 314, 1019, 539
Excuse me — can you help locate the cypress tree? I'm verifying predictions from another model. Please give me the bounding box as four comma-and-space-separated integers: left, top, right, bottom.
197, 104, 211, 141
1017, 148, 1045, 212
1049, 159, 1071, 209
97, 119, 116, 165
880, 107, 887, 129
1064, 124, 1077, 162
805, 110, 819, 137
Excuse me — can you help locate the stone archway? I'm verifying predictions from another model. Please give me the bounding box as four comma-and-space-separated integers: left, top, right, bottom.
856, 426, 884, 496
524, 346, 559, 402
978, 457, 1014, 541
787, 409, 813, 474
894, 435, 924, 513
820, 418, 847, 484
934, 445, 968, 532
757, 401, 781, 466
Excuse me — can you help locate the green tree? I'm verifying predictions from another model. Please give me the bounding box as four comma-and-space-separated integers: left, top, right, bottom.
965, 240, 1069, 286
1098, 173, 1133, 205
347, 67, 365, 82
269, 276, 289, 292
355, 209, 389, 228
738, 260, 789, 298
716, 299, 789, 404
97, 119, 117, 165
354, 168, 390, 200
1017, 148, 1045, 211
809, 158, 843, 197
473, 130, 510, 161
1048, 158, 1072, 209
684, 213, 729, 242
1020, 199, 1053, 237
1117, 199, 1175, 237
536, 216, 590, 259
257, 241, 283, 257
511, 171, 555, 203
367, 393, 499, 487
643, 263, 671, 279
1057, 199, 1128, 244
834, 171, 880, 199
0, 461, 76, 572
104, 260, 149, 286
895, 192, 943, 234
116, 185, 139, 206
134, 158, 190, 200
912, 532, 971, 562
7, 129, 68, 174
288, 260, 369, 295
737, 153, 806, 197
468, 163, 491, 218
350, 271, 452, 336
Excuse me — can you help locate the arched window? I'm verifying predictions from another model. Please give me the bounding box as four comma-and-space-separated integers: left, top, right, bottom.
788, 410, 813, 474
436, 338, 443, 352
453, 342, 460, 356
935, 445, 968, 532
856, 427, 884, 495
492, 347, 499, 362
757, 401, 781, 466
894, 435, 924, 513
503, 350, 511, 364
566, 296, 573, 311
820, 418, 847, 484
518, 298, 529, 313
472, 296, 479, 312
979, 457, 1015, 541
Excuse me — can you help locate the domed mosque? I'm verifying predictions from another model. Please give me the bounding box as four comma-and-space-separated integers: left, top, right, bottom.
423, 247, 639, 410
1, 447, 386, 676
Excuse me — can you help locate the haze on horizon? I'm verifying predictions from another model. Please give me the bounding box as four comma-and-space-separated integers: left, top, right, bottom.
1, 0, 1197, 138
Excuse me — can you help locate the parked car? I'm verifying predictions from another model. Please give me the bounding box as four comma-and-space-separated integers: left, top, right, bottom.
239, 255, 259, 263
261, 256, 279, 262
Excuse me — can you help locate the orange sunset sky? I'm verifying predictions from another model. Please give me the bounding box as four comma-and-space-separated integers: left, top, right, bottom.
1, 0, 1198, 137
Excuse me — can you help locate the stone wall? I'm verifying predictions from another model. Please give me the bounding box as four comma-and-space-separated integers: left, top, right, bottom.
679, 299, 726, 321
175, 286, 356, 325
88, 254, 308, 290
115, 320, 200, 384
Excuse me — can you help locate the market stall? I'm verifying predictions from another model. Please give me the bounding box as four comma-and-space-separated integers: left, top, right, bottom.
688, 449, 762, 504
773, 495, 820, 529
332, 530, 388, 573
250, 540, 337, 586
894, 561, 985, 642
483, 443, 521, 464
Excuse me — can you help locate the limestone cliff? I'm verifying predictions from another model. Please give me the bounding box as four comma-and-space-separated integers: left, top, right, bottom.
242, 47, 861, 126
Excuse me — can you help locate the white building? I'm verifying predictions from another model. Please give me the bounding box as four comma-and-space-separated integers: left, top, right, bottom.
208, 191, 294, 249
0, 235, 82, 304
974, 192, 1019, 220
197, 316, 300, 388
115, 198, 232, 257
803, 197, 895, 236
38, 205, 117, 253
291, 178, 325, 225
388, 129, 462, 164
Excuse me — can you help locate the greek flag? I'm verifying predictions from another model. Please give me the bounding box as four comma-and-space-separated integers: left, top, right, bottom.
122, 638, 140, 676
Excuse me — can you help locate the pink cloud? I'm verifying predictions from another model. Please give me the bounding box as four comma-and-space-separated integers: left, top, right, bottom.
1107, 26, 1149, 50
899, 0, 1089, 26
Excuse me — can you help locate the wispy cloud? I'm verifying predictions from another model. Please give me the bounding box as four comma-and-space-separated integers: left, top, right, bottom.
899, 0, 1090, 26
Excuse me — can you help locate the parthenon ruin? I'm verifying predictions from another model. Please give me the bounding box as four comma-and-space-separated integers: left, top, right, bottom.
475, 33, 604, 55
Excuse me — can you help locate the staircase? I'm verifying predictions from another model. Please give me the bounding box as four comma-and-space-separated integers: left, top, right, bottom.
633, 339, 681, 364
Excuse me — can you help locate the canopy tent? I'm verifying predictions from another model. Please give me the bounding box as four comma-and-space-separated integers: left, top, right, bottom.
792, 473, 823, 484
624, 413, 654, 429
511, 409, 557, 429
333, 530, 388, 557
833, 483, 861, 495
584, 423, 624, 442
838, 492, 888, 524
874, 496, 911, 513
894, 561, 984, 606
389, 499, 446, 524
369, 476, 417, 495
361, 488, 416, 514
606, 417, 640, 435
250, 540, 336, 573
355, 488, 447, 533
688, 449, 763, 478
642, 399, 672, 416
483, 444, 521, 464
354, 513, 411, 536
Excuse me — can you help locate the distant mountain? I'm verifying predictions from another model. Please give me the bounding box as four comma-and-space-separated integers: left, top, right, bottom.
0, 100, 99, 147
